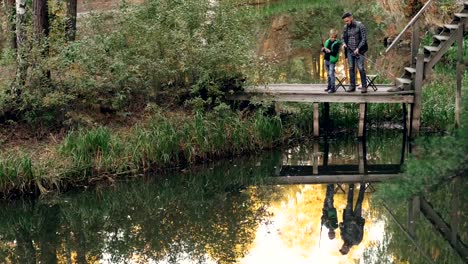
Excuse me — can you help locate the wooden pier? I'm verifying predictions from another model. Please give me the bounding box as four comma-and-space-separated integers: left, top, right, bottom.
228, 83, 414, 138
228, 1, 466, 138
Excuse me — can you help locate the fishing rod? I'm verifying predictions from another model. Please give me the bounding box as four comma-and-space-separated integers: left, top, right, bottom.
356, 50, 399, 80
343, 44, 399, 80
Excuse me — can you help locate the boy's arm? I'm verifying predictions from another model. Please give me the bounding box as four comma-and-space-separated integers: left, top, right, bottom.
330, 42, 340, 57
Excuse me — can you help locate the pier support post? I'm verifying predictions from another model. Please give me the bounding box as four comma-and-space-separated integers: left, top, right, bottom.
313, 141, 319, 175
358, 139, 366, 174
451, 177, 460, 245
411, 20, 421, 67
411, 53, 424, 138
408, 196, 420, 238
313, 103, 319, 137
358, 103, 367, 138
322, 102, 330, 134
456, 21, 464, 127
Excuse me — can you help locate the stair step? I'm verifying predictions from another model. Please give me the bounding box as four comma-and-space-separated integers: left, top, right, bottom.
444, 24, 460, 30
424, 45, 440, 53
396, 78, 412, 85
455, 13, 468, 18
433, 35, 450, 41
414, 56, 431, 63
405, 67, 416, 74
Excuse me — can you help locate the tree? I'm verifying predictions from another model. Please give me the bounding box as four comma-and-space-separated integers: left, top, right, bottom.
66, 0, 77, 41
33, 0, 49, 38
14, 0, 27, 91
3, 0, 17, 50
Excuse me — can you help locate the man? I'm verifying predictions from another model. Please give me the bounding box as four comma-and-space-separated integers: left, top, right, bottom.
339, 183, 366, 255
321, 184, 338, 239
321, 29, 342, 93
342, 12, 368, 93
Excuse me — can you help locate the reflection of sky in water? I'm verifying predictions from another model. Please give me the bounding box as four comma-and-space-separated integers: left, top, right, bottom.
241, 184, 384, 264
99, 184, 386, 264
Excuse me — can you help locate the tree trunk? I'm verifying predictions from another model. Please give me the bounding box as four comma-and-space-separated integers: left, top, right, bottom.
15, 0, 28, 91
34, 0, 51, 80
66, 0, 77, 41
4, 0, 17, 50
33, 0, 49, 38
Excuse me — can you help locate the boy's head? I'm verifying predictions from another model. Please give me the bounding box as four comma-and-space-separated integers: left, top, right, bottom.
329, 29, 338, 40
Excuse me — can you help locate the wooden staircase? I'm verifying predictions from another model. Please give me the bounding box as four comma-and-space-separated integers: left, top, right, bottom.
394, 1, 468, 90
382, 0, 467, 137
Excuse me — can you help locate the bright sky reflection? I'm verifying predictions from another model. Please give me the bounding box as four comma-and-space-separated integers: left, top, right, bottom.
240, 184, 385, 264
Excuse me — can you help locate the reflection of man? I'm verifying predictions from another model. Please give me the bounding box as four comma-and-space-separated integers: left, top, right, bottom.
339, 183, 366, 255
321, 184, 338, 240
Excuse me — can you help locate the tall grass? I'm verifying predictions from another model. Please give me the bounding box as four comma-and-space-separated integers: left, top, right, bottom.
0, 106, 290, 196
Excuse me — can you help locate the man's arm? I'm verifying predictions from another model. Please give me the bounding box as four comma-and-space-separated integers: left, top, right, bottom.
357, 22, 367, 51
342, 26, 348, 49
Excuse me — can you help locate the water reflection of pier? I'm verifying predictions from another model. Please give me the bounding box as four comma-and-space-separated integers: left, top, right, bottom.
384, 176, 468, 263
272, 134, 407, 184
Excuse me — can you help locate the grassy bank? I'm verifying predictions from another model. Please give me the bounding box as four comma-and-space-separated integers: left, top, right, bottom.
0, 104, 289, 197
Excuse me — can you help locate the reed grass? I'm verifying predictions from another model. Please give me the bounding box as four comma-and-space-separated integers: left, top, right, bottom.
0, 108, 291, 196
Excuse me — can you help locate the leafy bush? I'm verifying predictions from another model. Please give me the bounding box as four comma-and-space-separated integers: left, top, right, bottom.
0, 0, 255, 125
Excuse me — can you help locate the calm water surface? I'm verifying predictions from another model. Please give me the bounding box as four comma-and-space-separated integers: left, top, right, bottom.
0, 131, 465, 264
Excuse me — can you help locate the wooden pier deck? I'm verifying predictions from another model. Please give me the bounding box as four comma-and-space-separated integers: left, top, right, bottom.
228, 83, 414, 137
229, 84, 414, 104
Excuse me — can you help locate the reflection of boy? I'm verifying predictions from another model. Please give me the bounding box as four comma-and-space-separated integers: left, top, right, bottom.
339, 183, 366, 255
321, 184, 338, 240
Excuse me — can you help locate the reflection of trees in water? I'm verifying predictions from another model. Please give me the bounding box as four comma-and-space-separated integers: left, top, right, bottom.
364, 180, 467, 264
0, 154, 281, 263
283, 130, 403, 166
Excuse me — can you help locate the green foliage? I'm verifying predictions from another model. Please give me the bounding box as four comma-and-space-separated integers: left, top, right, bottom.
0, 0, 255, 124
0, 154, 278, 263
375, 96, 468, 203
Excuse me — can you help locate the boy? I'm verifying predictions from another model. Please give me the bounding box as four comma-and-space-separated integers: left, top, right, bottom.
321, 29, 342, 93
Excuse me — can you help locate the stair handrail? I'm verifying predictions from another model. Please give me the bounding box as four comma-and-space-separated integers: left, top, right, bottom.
385, 0, 436, 53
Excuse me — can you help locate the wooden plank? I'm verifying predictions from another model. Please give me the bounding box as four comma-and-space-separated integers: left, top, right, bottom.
405, 67, 416, 74
434, 35, 450, 41
313, 141, 319, 174
322, 102, 330, 132
313, 103, 319, 137
411, 21, 420, 67
444, 24, 460, 30
228, 94, 414, 104
451, 177, 460, 246
245, 83, 405, 91
411, 53, 424, 138
358, 103, 367, 138
271, 174, 401, 184
358, 140, 366, 173
408, 196, 421, 237
279, 164, 402, 175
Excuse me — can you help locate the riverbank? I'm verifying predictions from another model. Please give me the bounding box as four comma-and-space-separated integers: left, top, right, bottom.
0, 104, 291, 198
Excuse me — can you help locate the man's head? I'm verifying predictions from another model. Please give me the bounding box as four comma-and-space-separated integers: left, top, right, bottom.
328, 229, 336, 240
339, 243, 351, 255
329, 29, 338, 41
342, 12, 353, 26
